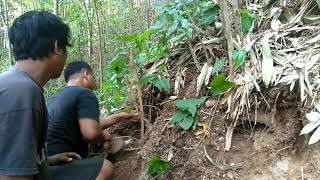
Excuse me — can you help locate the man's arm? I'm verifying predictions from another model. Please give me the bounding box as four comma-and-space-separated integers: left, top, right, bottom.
100, 112, 139, 129
76, 90, 111, 143
47, 152, 82, 166
79, 119, 112, 143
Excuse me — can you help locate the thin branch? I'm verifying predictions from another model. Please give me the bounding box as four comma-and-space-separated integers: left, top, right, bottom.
181, 1, 212, 66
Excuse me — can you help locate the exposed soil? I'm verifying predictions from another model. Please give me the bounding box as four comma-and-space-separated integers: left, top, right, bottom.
106, 68, 320, 180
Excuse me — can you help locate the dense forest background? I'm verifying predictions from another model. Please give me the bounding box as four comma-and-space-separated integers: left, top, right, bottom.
0, 0, 168, 114
2, 0, 320, 179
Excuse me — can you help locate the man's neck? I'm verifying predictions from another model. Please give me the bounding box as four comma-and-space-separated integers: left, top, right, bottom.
16, 59, 51, 87
67, 79, 84, 87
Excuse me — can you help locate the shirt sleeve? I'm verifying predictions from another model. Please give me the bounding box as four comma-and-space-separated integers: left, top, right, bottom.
0, 108, 40, 176
76, 89, 100, 121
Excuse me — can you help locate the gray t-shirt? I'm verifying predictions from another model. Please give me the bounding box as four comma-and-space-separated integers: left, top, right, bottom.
0, 67, 48, 176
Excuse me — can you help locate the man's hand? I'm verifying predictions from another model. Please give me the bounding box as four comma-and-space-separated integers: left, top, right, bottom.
48, 152, 81, 166
100, 112, 139, 129
103, 130, 112, 141
116, 112, 139, 122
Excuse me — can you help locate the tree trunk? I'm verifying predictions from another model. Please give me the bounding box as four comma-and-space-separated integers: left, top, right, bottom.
77, 22, 82, 59
53, 0, 59, 16
81, 0, 93, 60
93, 0, 103, 89
1, 0, 13, 65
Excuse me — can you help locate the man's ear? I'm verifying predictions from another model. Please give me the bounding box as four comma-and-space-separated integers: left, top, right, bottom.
54, 40, 63, 55
82, 70, 90, 80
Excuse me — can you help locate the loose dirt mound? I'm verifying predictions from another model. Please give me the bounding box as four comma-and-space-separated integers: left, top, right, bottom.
106, 67, 320, 180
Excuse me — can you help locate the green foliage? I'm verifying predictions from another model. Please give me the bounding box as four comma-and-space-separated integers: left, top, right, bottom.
210, 74, 236, 96
171, 97, 207, 130
198, 2, 220, 27
151, 1, 220, 44
147, 156, 172, 177
232, 48, 247, 70
212, 58, 225, 74
175, 97, 207, 117
140, 74, 171, 93
97, 56, 129, 114
240, 9, 260, 34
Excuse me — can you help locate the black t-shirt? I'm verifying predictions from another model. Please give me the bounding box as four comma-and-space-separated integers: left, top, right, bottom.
46, 86, 99, 158
0, 67, 48, 176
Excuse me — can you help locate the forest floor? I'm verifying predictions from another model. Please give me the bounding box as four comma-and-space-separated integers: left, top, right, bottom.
106, 69, 320, 180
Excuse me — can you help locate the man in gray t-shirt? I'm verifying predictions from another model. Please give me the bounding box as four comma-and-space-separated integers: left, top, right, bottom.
0, 11, 79, 180
0, 67, 48, 176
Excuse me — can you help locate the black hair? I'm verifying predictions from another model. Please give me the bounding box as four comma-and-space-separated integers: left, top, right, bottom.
9, 10, 71, 61
64, 61, 93, 82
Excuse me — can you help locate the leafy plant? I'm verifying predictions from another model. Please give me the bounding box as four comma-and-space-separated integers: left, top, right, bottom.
170, 97, 207, 130
198, 2, 220, 27
240, 9, 260, 34
147, 156, 172, 177
140, 74, 171, 93
232, 48, 247, 70
151, 1, 220, 45
300, 100, 320, 145
210, 74, 236, 96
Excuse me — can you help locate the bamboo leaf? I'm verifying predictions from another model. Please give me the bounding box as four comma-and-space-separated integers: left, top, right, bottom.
306, 112, 320, 123
315, 99, 320, 112
196, 63, 210, 96
300, 122, 320, 135
309, 126, 320, 145
261, 33, 274, 87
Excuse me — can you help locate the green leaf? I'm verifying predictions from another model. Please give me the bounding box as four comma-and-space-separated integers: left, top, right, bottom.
152, 13, 167, 29
147, 156, 172, 177
179, 114, 195, 130
210, 74, 236, 96
181, 18, 189, 29
167, 19, 179, 35
175, 97, 207, 117
171, 110, 189, 124
153, 78, 171, 93
200, 4, 220, 27
240, 9, 259, 34
139, 74, 157, 84
212, 58, 224, 74
232, 48, 247, 70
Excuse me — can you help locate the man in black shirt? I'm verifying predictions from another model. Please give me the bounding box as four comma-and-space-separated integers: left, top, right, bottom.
47, 61, 138, 179
0, 11, 81, 180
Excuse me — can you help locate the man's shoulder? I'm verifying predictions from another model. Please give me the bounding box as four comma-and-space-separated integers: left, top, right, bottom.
0, 68, 42, 93
48, 86, 95, 107
62, 86, 95, 97
0, 68, 43, 113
